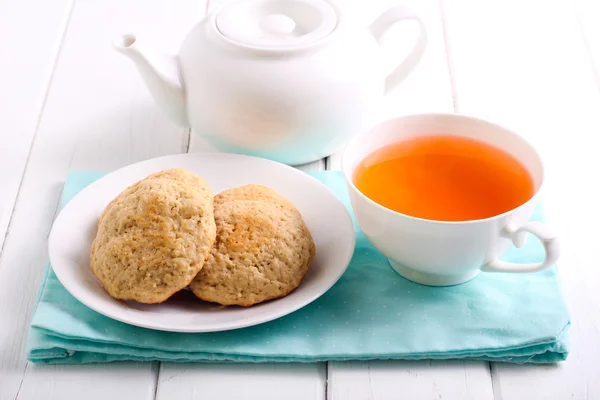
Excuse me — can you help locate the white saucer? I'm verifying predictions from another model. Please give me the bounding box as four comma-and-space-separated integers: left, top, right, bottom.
48, 153, 355, 333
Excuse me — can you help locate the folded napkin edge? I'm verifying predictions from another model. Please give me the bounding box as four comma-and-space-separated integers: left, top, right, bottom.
29, 319, 570, 363
28, 347, 568, 365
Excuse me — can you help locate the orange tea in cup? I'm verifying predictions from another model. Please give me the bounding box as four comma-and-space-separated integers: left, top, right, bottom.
353, 134, 535, 222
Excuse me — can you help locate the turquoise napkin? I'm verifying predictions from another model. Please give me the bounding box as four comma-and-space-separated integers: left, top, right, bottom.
27, 171, 570, 364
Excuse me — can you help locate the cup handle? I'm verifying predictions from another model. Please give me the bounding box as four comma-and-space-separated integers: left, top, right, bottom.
368, 4, 427, 95
481, 222, 560, 273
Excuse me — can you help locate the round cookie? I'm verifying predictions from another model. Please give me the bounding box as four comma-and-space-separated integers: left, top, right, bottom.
147, 168, 212, 199
90, 172, 216, 304
189, 199, 315, 307
214, 184, 295, 209
98, 168, 212, 228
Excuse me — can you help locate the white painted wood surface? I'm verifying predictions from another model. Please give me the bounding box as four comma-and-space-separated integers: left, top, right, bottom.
0, 0, 73, 255
0, 0, 598, 398
329, 361, 493, 400
0, 0, 200, 398
442, 1, 600, 398
0, 1, 74, 397
157, 363, 326, 400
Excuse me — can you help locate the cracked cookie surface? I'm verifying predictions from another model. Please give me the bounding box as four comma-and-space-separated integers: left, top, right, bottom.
90, 168, 216, 304
190, 187, 315, 307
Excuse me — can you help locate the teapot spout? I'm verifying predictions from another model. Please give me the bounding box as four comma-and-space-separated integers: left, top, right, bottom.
113, 34, 188, 126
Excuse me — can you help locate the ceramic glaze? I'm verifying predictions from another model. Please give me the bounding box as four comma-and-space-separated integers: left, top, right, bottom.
113, 0, 427, 165
342, 113, 560, 286
48, 153, 355, 332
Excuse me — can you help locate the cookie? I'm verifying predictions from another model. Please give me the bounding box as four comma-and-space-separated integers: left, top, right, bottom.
90, 169, 216, 304
147, 168, 212, 199
214, 184, 295, 209
189, 197, 315, 307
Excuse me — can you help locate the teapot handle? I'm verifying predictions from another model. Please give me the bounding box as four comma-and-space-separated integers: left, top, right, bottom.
369, 5, 427, 95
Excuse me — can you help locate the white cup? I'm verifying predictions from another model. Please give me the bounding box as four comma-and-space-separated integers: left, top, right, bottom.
341, 113, 560, 286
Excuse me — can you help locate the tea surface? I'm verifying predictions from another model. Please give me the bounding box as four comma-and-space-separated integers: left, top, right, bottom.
353, 135, 535, 221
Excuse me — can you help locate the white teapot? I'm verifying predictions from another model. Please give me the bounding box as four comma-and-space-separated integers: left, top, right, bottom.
114, 0, 426, 165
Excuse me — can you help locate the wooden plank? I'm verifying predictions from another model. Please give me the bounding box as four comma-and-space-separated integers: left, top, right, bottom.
327, 1, 494, 399
574, 0, 600, 90
0, 0, 74, 398
157, 363, 326, 400
0, 0, 73, 256
442, 0, 600, 398
0, 0, 205, 399
329, 361, 493, 400
17, 364, 159, 400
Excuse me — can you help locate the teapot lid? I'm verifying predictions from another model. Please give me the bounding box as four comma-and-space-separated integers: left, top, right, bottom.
215, 0, 338, 50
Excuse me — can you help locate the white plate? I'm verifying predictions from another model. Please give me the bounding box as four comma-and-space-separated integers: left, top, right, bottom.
48, 153, 355, 333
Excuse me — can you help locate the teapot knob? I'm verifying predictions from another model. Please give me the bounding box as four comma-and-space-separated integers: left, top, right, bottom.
214, 0, 337, 48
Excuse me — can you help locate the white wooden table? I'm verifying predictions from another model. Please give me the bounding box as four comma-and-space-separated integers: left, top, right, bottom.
1, 0, 599, 398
